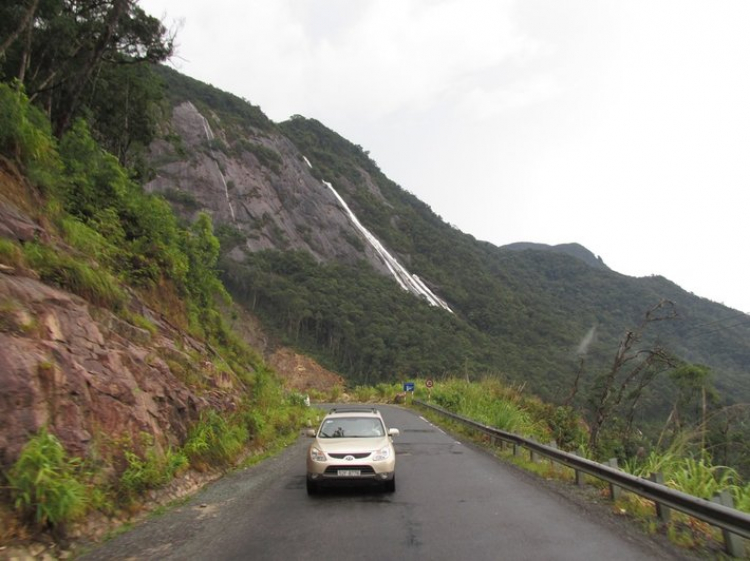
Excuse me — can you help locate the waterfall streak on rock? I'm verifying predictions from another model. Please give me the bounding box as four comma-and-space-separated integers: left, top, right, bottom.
322, 179, 452, 313
199, 112, 236, 222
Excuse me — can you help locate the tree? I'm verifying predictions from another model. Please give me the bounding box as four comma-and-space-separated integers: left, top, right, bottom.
665, 363, 718, 454
0, 0, 174, 140
0, 0, 40, 60
587, 300, 679, 452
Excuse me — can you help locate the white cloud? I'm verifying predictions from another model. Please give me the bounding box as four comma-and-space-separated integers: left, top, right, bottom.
457, 73, 564, 120
148, 0, 546, 121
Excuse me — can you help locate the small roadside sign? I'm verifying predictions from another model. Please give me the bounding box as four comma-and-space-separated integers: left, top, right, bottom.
404, 382, 415, 392
425, 379, 434, 389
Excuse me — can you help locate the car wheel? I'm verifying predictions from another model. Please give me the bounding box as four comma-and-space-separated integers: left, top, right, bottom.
306, 478, 318, 495
384, 476, 396, 493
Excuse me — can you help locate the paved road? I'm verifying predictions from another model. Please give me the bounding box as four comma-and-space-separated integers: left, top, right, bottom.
80, 405, 686, 560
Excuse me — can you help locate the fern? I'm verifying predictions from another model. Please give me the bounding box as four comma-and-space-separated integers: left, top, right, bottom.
6, 429, 87, 527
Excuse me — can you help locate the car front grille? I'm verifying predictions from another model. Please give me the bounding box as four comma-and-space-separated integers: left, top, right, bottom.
328, 452, 371, 459
324, 465, 376, 475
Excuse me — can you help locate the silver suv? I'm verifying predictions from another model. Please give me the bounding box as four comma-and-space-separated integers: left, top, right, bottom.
305, 407, 399, 494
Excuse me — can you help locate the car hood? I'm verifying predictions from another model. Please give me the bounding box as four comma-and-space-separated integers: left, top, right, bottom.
314, 436, 390, 453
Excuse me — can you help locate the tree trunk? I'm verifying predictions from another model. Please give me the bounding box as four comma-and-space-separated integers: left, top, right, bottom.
0, 0, 40, 58
54, 0, 130, 136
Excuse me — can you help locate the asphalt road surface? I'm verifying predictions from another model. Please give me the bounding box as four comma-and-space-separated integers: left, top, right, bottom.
80, 405, 688, 560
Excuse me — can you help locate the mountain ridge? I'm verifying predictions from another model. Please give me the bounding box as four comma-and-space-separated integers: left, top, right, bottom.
502, 241, 609, 270
146, 65, 750, 436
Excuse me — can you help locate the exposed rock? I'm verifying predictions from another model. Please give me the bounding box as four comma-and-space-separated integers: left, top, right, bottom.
0, 273, 237, 468
145, 102, 392, 276
0, 201, 45, 242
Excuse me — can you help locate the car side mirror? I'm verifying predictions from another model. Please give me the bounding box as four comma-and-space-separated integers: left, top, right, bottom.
388, 428, 399, 437
304, 428, 316, 437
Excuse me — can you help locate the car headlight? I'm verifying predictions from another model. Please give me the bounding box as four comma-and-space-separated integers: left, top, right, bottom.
310, 447, 326, 462
372, 446, 391, 461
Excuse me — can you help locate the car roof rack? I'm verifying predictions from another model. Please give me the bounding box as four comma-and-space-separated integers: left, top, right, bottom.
328, 407, 379, 414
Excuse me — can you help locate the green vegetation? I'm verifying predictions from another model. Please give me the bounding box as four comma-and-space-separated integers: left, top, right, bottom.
235, 139, 283, 172
120, 443, 189, 498
0, 0, 173, 169
154, 65, 274, 134
162, 187, 201, 210
278, 116, 750, 391
23, 241, 127, 309
0, 238, 24, 268
184, 410, 249, 470
222, 250, 500, 383
413, 378, 588, 450
0, 53, 311, 537
6, 429, 87, 528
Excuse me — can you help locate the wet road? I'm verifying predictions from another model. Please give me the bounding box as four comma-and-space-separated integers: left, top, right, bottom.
80, 405, 685, 560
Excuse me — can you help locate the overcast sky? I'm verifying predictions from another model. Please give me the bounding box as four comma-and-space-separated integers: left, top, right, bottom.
140, 0, 750, 314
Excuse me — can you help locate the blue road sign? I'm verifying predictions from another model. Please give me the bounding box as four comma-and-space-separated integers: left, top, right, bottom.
404, 382, 415, 392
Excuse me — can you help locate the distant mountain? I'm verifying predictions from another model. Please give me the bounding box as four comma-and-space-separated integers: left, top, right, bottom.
147, 65, 750, 432
502, 242, 609, 270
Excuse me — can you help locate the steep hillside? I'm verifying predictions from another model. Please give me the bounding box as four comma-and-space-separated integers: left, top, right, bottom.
0, 85, 332, 542
146, 67, 394, 277
275, 116, 750, 397
144, 68, 750, 457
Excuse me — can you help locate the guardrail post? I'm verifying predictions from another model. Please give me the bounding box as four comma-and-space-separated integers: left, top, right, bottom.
649, 473, 671, 522
606, 459, 622, 500
513, 443, 521, 457
572, 451, 585, 486
548, 441, 559, 472
530, 441, 539, 463
712, 490, 745, 557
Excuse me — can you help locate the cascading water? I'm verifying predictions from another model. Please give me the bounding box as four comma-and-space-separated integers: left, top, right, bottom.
304, 157, 452, 313
199, 111, 236, 222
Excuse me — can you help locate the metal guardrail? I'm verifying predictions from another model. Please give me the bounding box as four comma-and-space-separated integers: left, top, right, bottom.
414, 399, 750, 548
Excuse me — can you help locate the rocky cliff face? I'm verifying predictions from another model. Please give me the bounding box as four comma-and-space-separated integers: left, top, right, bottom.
0, 270, 206, 466
0, 166, 339, 470
146, 101, 392, 275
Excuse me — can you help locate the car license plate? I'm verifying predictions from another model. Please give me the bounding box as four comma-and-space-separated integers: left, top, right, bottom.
337, 469, 361, 477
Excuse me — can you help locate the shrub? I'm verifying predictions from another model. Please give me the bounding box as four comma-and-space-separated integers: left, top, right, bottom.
0, 83, 61, 181
735, 483, 750, 513
428, 378, 553, 441
22, 241, 127, 309
184, 410, 248, 469
353, 385, 377, 402
128, 312, 158, 336
162, 187, 200, 210
0, 238, 24, 268
6, 429, 87, 528
666, 457, 737, 500
60, 216, 110, 258
120, 446, 188, 496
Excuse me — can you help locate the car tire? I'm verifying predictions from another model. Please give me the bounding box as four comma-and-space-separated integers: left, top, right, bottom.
306, 479, 318, 495
384, 476, 396, 493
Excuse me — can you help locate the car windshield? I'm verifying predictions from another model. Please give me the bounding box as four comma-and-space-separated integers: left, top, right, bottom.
318, 417, 385, 438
